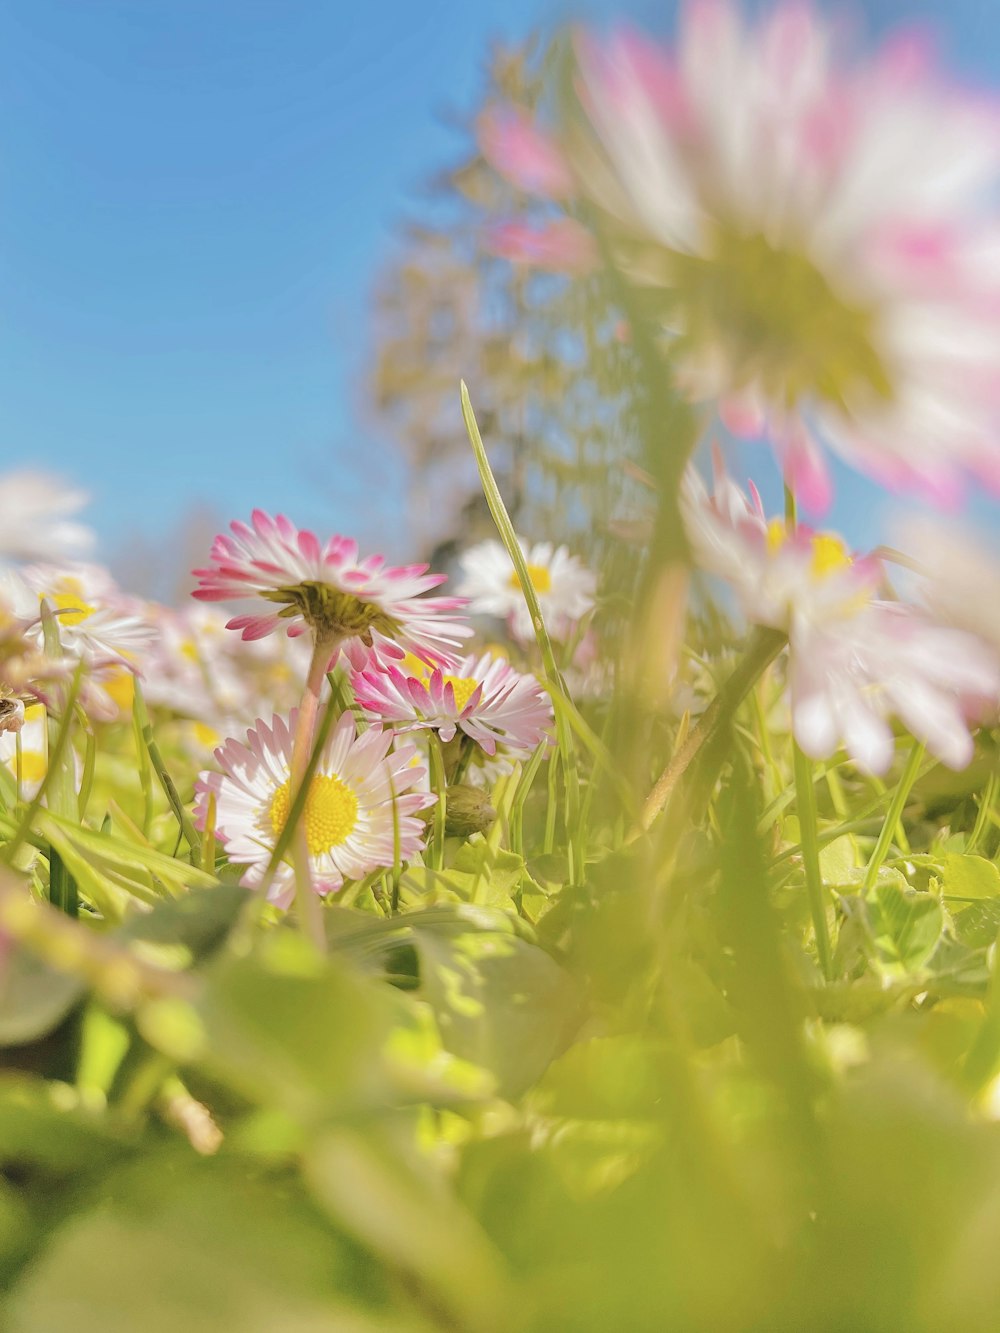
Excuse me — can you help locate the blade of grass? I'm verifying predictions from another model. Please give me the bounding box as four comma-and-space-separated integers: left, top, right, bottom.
461, 382, 584, 882
132, 679, 201, 857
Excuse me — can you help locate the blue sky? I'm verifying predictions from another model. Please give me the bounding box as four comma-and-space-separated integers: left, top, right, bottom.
0, 0, 997, 585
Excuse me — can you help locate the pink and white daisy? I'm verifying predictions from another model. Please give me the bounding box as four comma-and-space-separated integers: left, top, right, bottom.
489, 4, 1000, 510
683, 459, 999, 774
191, 510, 471, 665
0, 470, 94, 563
791, 604, 999, 776
456, 537, 596, 645
681, 460, 882, 632
194, 710, 433, 909
351, 650, 553, 758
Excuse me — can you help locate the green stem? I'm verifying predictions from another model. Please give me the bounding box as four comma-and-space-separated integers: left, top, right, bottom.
461, 383, 584, 881
793, 742, 831, 981
132, 680, 201, 856
637, 628, 787, 835
427, 733, 447, 871
861, 742, 925, 895
288, 632, 341, 952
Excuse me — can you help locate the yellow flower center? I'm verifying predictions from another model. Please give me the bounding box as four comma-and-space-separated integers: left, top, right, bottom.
192, 721, 220, 750
670, 225, 893, 410
180, 638, 200, 664
398, 651, 434, 682
766, 520, 852, 579
13, 751, 47, 786
47, 577, 96, 626
442, 675, 479, 712
102, 667, 135, 714
269, 773, 358, 856
508, 563, 552, 595
808, 533, 852, 578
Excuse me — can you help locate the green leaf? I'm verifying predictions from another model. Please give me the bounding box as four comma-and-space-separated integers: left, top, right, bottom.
34, 811, 217, 921
409, 923, 580, 1096
6, 1151, 431, 1333
865, 882, 944, 974
938, 853, 1000, 901
0, 946, 83, 1048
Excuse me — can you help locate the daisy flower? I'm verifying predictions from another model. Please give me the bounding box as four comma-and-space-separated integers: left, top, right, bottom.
0, 470, 94, 562
351, 650, 553, 758
194, 710, 433, 909
191, 510, 471, 665
791, 605, 999, 776
22, 563, 154, 668
456, 537, 596, 645
681, 459, 882, 632
489, 4, 1000, 509
684, 459, 999, 774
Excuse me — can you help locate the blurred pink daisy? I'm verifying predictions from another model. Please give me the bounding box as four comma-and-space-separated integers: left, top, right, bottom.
192, 510, 471, 664
488, 3, 1000, 510
194, 710, 432, 909
681, 459, 882, 632
683, 459, 999, 774
351, 650, 553, 758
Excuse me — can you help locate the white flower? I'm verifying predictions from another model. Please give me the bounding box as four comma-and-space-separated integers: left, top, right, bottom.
681, 459, 881, 632
684, 458, 999, 773
456, 538, 596, 644
792, 604, 999, 776
22, 563, 153, 669
194, 710, 433, 909
0, 470, 94, 562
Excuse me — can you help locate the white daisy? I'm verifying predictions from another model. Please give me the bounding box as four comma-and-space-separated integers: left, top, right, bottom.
22, 563, 154, 669
792, 604, 999, 776
194, 710, 433, 909
456, 537, 596, 644
684, 458, 999, 774
681, 458, 881, 632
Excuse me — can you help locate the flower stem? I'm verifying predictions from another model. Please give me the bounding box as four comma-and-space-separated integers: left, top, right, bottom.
427, 733, 448, 871
792, 742, 832, 981
638, 627, 787, 835
862, 741, 925, 896
289, 629, 340, 952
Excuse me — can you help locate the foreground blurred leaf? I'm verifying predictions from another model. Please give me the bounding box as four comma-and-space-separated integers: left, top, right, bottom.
7, 1151, 435, 1333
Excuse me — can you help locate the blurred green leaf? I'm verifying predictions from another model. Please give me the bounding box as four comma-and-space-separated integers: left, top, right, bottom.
865, 882, 944, 975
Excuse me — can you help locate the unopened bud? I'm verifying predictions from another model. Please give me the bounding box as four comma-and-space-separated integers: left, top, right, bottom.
444, 784, 496, 837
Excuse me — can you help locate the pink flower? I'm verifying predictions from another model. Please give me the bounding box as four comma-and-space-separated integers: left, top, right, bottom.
501, 4, 1000, 511
683, 457, 999, 774
478, 105, 574, 198
485, 219, 597, 274
351, 651, 553, 758
192, 510, 471, 664
791, 604, 999, 776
